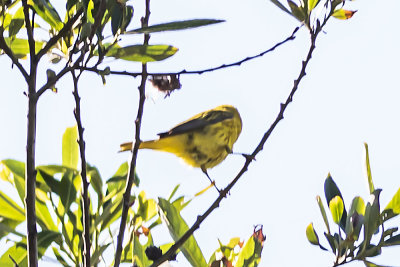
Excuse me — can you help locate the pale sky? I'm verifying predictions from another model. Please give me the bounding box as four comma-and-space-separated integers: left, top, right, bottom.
1, 0, 400, 266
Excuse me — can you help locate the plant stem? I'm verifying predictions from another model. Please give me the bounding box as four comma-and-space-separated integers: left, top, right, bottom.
72, 71, 91, 267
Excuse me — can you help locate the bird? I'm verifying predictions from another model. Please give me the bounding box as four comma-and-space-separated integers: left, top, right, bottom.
120, 105, 242, 188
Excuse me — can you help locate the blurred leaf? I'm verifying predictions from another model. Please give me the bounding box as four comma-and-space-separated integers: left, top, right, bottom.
345, 196, 366, 240
86, 0, 95, 24
324, 174, 347, 230
132, 233, 153, 267
306, 223, 319, 245
363, 190, 382, 252
0, 190, 25, 222
307, 0, 320, 12
235, 226, 265, 267
0, 218, 23, 240
138, 191, 157, 221
87, 164, 103, 199
62, 126, 79, 169
0, 159, 25, 203
106, 162, 131, 193
287, 0, 305, 22
324, 232, 336, 253
28, 0, 63, 30
158, 198, 207, 267
111, 2, 123, 35
269, 0, 292, 16
316, 195, 330, 234
383, 187, 400, 221
52, 247, 70, 266
329, 196, 344, 225
127, 19, 224, 34
8, 7, 24, 37
58, 170, 77, 217
364, 143, 375, 194
332, 9, 357, 20
383, 233, 400, 246
97, 191, 123, 231
36, 199, 58, 231
91, 243, 111, 265
363, 260, 391, 267
168, 184, 180, 202
105, 44, 178, 63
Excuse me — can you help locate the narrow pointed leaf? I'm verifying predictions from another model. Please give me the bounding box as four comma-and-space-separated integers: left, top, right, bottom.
158, 198, 207, 267
62, 126, 79, 169
324, 174, 347, 230
270, 0, 292, 16
364, 143, 375, 194
0, 190, 25, 222
383, 187, 400, 221
126, 19, 224, 34
29, 0, 63, 30
317, 195, 330, 234
105, 44, 178, 62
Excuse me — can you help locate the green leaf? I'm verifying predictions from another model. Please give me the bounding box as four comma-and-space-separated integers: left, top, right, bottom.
91, 243, 111, 265
105, 44, 178, 63
235, 228, 264, 267
362, 190, 382, 252
87, 164, 103, 198
111, 2, 123, 35
1, 37, 45, 58
168, 184, 180, 202
306, 223, 319, 246
36, 199, 58, 231
324, 174, 347, 230
29, 0, 63, 30
383, 187, 400, 221
9, 7, 25, 37
132, 233, 153, 267
316, 195, 330, 234
0, 159, 26, 203
158, 198, 207, 267
0, 190, 25, 222
52, 247, 70, 266
307, 0, 320, 12
86, 0, 95, 24
0, 218, 23, 239
137, 191, 157, 222
96, 191, 124, 231
58, 170, 77, 216
383, 233, 400, 246
269, 0, 292, 16
62, 126, 79, 169
364, 143, 375, 194
126, 19, 224, 34
329, 196, 344, 225
287, 0, 305, 22
345, 196, 365, 240
332, 9, 357, 20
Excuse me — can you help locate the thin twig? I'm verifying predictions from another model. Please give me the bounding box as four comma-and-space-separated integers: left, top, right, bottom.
21, 0, 35, 62
36, 8, 84, 60
150, 27, 320, 267
113, 0, 151, 266
80, 27, 299, 78
71, 70, 91, 267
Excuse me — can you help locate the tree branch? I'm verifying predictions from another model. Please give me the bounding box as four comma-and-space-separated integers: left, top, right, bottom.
71, 70, 91, 267
0, 28, 29, 80
150, 26, 320, 267
36, 8, 84, 60
113, 0, 151, 266
80, 26, 299, 78
21, 0, 35, 62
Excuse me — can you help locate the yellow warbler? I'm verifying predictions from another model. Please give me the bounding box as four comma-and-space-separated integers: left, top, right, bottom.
120, 105, 242, 182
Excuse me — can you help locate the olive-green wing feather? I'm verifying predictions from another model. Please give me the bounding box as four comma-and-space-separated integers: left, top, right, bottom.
158, 110, 233, 138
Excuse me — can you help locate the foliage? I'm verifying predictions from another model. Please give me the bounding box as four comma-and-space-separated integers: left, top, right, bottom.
306, 143, 400, 267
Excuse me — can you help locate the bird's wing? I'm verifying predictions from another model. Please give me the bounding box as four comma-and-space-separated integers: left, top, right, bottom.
158, 110, 233, 138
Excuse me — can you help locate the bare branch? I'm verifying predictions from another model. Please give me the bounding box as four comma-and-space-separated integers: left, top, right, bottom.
113, 0, 151, 266
21, 0, 36, 62
150, 26, 320, 267
79, 26, 299, 78
71, 71, 91, 267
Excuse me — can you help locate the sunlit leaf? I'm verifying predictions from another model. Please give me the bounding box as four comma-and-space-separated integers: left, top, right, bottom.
62, 126, 79, 169
332, 9, 357, 20
306, 223, 319, 245
308, 0, 320, 12
324, 174, 347, 230
235, 226, 265, 267
383, 187, 400, 221
0, 190, 25, 222
316, 195, 330, 234
105, 44, 178, 63
126, 19, 224, 34
132, 233, 153, 267
58, 170, 77, 216
158, 198, 207, 267
329, 196, 344, 225
345, 196, 365, 240
8, 7, 24, 37
0, 218, 23, 240
2, 37, 45, 59
364, 143, 375, 194
28, 0, 63, 30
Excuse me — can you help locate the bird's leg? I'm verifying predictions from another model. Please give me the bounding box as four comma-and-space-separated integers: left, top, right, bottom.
201, 166, 220, 193
225, 146, 255, 162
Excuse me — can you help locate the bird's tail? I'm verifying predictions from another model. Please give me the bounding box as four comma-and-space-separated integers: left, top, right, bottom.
119, 139, 176, 152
